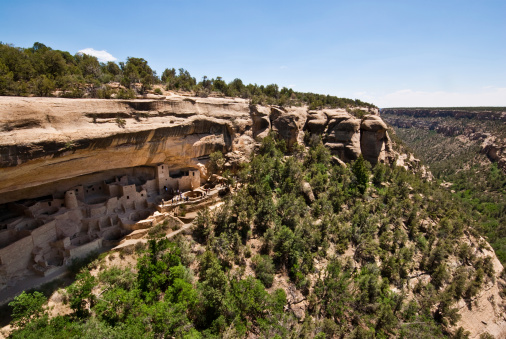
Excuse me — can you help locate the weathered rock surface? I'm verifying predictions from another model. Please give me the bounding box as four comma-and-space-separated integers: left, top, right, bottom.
301, 181, 315, 204
0, 96, 393, 204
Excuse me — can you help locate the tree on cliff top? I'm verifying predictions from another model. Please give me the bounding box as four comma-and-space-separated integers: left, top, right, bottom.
120, 57, 157, 93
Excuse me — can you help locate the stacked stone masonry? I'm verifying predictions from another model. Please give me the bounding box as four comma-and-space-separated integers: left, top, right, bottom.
0, 164, 200, 289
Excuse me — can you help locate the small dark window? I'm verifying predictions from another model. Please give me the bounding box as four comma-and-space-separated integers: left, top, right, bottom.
61, 203, 64, 207
99, 187, 101, 190
75, 189, 78, 192
92, 188, 95, 191
193, 172, 195, 176
86, 190, 88, 193
127, 196, 129, 199
141, 194, 144, 197
162, 166, 164, 169
48, 202, 51, 206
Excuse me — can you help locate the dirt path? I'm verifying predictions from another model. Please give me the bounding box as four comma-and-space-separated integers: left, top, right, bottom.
112, 222, 193, 251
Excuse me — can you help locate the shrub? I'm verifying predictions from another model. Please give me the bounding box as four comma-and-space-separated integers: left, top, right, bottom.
9, 291, 47, 327
116, 88, 136, 99
252, 255, 275, 287
115, 116, 126, 128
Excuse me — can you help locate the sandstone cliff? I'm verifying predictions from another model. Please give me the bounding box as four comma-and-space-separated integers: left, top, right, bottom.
0, 96, 392, 205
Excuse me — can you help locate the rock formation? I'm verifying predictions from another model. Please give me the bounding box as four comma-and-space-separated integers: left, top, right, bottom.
0, 95, 392, 294
0, 96, 393, 203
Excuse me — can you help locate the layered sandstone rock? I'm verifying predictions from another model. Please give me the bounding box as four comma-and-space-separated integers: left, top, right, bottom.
0, 96, 393, 205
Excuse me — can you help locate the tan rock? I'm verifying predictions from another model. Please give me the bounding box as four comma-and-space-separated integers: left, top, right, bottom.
360, 115, 390, 165
0, 96, 393, 204
270, 106, 306, 150
301, 181, 315, 203
305, 110, 328, 134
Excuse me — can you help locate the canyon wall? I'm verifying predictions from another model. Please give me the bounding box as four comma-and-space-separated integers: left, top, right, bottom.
382, 108, 506, 171
0, 96, 392, 205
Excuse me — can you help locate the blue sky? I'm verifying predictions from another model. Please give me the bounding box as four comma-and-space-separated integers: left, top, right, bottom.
1, 0, 505, 107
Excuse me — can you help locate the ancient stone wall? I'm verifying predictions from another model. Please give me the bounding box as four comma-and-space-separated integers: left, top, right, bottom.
0, 163, 201, 291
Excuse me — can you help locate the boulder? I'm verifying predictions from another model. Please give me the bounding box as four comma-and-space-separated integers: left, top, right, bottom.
249, 104, 271, 139
301, 181, 315, 203
324, 116, 362, 161
360, 115, 388, 131
305, 111, 328, 134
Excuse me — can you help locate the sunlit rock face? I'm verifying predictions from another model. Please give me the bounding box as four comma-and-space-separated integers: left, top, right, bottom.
0, 96, 392, 204
360, 115, 392, 165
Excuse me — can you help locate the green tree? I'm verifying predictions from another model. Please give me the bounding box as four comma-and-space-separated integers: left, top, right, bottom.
352, 154, 370, 194
32, 75, 56, 96
251, 254, 275, 287
121, 57, 156, 93
66, 270, 96, 317
209, 151, 225, 174
161, 67, 176, 83
9, 291, 47, 327
0, 60, 13, 94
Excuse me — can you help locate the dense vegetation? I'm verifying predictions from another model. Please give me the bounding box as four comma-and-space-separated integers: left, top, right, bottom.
6, 134, 502, 338
391, 126, 506, 264
0, 42, 376, 110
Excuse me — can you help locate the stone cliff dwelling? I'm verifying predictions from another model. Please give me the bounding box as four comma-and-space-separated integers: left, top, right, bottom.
0, 96, 393, 294
0, 164, 201, 289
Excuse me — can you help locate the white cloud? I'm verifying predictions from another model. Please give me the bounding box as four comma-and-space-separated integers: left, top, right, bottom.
78, 48, 117, 62
372, 87, 506, 108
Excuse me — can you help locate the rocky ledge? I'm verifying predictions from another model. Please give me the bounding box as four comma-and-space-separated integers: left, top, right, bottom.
0, 96, 392, 204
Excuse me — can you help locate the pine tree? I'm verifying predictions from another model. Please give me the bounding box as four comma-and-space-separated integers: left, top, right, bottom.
352, 154, 370, 194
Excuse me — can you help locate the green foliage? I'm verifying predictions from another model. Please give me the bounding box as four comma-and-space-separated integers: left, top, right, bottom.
252, 254, 275, 287
66, 270, 96, 317
120, 57, 157, 93
208, 151, 225, 174
115, 116, 126, 128
1, 42, 378, 109
348, 108, 368, 119
9, 291, 47, 327
388, 121, 506, 264
137, 239, 183, 302
352, 154, 370, 194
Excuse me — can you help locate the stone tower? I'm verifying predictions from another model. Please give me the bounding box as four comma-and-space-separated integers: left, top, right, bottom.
64, 190, 78, 209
